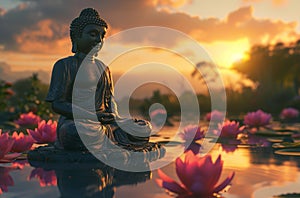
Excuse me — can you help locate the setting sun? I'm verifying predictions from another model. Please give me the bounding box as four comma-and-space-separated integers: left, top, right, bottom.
231, 50, 250, 64
204, 38, 250, 68
231, 52, 245, 63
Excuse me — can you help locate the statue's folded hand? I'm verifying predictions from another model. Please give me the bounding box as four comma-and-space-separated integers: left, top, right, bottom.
131, 118, 150, 126
97, 112, 116, 124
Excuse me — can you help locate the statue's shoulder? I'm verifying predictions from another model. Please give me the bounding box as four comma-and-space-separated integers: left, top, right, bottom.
94, 58, 106, 66
54, 56, 75, 65
95, 58, 109, 70
52, 56, 77, 70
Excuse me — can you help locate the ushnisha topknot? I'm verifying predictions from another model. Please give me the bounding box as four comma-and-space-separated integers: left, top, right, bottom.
70, 8, 108, 53
79, 7, 100, 18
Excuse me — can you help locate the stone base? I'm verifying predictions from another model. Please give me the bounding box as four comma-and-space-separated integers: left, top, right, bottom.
28, 142, 165, 170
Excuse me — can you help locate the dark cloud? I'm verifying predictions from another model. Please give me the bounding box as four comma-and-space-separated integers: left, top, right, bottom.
0, 1, 79, 51
0, 0, 299, 53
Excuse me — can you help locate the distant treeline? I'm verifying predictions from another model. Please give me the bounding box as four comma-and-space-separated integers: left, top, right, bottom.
231, 38, 300, 115
1, 39, 300, 121
132, 39, 300, 119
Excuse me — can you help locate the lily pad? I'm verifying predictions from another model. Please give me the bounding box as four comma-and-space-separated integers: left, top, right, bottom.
216, 138, 240, 145
255, 130, 293, 137
150, 134, 161, 137
274, 129, 298, 133
267, 138, 284, 143
272, 142, 300, 149
267, 137, 300, 143
274, 148, 300, 156
273, 193, 300, 197
156, 140, 182, 146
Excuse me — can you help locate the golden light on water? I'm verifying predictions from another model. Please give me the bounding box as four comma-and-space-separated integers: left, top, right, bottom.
215, 147, 251, 169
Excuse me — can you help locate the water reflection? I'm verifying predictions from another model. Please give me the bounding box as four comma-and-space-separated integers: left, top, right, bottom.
0, 166, 17, 195
1, 125, 300, 197
253, 174, 300, 197
29, 168, 57, 187
59, 165, 150, 198
28, 161, 151, 198
12, 159, 29, 169
250, 145, 300, 167
206, 135, 300, 198
219, 139, 240, 153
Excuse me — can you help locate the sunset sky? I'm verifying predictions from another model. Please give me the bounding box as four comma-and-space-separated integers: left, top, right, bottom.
0, 0, 299, 97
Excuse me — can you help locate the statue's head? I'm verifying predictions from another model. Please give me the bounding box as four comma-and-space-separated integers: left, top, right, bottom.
70, 8, 108, 53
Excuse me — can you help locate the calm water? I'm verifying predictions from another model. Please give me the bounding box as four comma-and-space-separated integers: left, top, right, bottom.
1, 123, 300, 198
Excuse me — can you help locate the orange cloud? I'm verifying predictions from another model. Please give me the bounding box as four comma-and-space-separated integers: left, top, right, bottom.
227, 6, 253, 26
14, 19, 70, 54
272, 0, 288, 5
103, 2, 299, 47
0, 1, 299, 54
189, 6, 298, 45
150, 0, 192, 8
242, 0, 288, 6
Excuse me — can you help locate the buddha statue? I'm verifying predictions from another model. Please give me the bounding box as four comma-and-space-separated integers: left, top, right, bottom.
45, 8, 152, 151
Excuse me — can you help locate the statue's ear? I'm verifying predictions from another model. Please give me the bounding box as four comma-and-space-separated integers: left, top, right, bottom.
71, 41, 77, 53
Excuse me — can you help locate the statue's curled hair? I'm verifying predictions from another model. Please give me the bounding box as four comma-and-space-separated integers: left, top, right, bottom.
70, 8, 108, 53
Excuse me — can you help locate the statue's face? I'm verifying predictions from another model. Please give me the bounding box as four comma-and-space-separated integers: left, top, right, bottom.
76, 24, 107, 55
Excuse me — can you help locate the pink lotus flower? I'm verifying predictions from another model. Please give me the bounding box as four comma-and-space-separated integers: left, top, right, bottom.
179, 125, 205, 142
244, 109, 272, 128
0, 130, 20, 163
0, 167, 15, 195
217, 121, 244, 138
156, 151, 235, 197
14, 112, 41, 126
28, 168, 57, 187
205, 110, 225, 122
11, 132, 34, 153
0, 153, 21, 163
4, 82, 12, 87
27, 120, 57, 143
4, 89, 14, 96
280, 108, 299, 119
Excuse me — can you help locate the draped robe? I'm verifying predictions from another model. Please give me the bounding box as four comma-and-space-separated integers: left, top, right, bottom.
46, 53, 151, 150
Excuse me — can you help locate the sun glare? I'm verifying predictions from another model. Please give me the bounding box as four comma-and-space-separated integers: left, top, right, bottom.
204, 38, 250, 68
231, 52, 249, 64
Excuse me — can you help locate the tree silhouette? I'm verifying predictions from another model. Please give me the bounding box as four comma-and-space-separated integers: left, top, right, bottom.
233, 39, 300, 94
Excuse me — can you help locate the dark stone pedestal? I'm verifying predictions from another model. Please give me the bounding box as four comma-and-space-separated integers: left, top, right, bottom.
28, 142, 165, 169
